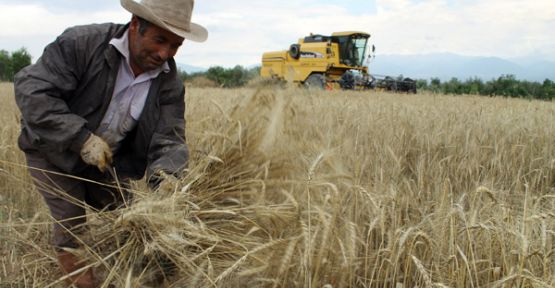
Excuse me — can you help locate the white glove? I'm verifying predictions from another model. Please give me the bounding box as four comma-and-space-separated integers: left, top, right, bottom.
80, 134, 112, 172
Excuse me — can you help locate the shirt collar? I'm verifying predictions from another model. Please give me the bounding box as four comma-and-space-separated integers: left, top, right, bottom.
109, 29, 170, 75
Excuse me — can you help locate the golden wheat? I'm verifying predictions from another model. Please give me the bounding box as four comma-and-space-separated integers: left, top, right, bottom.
1, 82, 555, 287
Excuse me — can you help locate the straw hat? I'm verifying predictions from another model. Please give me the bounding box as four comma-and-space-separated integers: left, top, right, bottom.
120, 0, 208, 42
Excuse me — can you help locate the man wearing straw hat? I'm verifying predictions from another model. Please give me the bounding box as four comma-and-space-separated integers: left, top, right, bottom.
14, 0, 207, 286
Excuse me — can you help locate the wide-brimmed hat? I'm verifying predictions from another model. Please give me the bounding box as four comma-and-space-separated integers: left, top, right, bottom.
121, 0, 208, 42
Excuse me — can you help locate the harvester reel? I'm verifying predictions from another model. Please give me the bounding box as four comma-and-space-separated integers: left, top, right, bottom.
304, 73, 326, 89
401, 78, 417, 93
339, 71, 355, 90
384, 76, 397, 91
375, 76, 417, 93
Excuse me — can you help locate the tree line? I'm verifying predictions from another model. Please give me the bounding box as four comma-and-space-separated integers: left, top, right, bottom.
3, 48, 553, 100
415, 75, 555, 100
179, 65, 260, 88
183, 67, 554, 100
0, 48, 32, 81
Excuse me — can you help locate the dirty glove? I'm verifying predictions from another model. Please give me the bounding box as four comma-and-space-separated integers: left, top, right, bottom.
80, 134, 112, 172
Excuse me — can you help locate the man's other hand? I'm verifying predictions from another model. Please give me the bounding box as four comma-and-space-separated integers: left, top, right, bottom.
157, 172, 179, 194
80, 134, 112, 172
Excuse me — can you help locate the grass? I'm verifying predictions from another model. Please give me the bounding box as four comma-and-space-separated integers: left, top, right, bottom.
1, 82, 555, 287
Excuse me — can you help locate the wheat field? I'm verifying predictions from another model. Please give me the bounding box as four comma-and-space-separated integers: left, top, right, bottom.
1, 82, 555, 287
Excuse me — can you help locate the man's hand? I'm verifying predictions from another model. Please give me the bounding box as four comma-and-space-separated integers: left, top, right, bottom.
156, 172, 179, 194
80, 134, 112, 172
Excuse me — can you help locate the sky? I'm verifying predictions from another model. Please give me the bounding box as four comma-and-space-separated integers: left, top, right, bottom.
0, 0, 553, 68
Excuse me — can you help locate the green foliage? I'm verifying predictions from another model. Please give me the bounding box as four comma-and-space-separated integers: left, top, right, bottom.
178, 65, 260, 88
418, 75, 555, 100
430, 78, 442, 93
11, 48, 32, 77
0, 47, 32, 82
205, 65, 256, 88
183, 65, 553, 99
0, 50, 11, 81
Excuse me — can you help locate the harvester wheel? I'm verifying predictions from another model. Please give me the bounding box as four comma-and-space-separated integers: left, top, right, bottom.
304, 74, 326, 89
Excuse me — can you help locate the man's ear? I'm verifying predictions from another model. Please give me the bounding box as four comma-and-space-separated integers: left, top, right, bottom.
129, 15, 139, 32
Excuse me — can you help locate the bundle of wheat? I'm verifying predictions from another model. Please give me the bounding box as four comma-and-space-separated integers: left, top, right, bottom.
81, 89, 310, 287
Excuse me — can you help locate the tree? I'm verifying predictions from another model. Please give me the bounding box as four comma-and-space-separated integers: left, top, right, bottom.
11, 48, 31, 76
205, 66, 226, 87
0, 50, 11, 81
0, 47, 32, 82
466, 77, 484, 95
177, 68, 189, 82
429, 78, 441, 93
443, 78, 462, 94
416, 79, 428, 90
541, 79, 555, 99
205, 65, 255, 88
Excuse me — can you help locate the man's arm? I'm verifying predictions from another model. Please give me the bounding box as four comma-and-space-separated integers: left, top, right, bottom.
146, 84, 189, 186
14, 30, 91, 153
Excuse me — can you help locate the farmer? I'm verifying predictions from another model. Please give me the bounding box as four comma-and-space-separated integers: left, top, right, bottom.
14, 0, 207, 286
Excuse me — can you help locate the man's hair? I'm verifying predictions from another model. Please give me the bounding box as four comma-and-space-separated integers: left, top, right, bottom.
136, 16, 151, 35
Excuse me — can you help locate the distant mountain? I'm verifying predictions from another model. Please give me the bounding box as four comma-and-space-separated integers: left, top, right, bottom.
368, 53, 554, 82
176, 63, 206, 74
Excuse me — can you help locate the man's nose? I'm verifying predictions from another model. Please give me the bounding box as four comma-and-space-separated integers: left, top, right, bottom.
157, 46, 170, 60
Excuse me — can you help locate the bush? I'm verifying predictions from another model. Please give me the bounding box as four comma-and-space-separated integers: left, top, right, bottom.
179, 65, 260, 89
205, 65, 251, 88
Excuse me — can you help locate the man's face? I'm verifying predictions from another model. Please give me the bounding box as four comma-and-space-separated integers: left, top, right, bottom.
128, 17, 184, 75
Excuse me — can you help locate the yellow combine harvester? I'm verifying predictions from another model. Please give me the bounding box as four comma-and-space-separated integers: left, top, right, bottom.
261, 31, 416, 92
